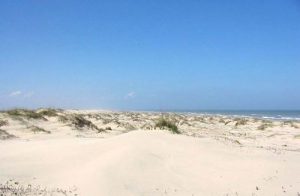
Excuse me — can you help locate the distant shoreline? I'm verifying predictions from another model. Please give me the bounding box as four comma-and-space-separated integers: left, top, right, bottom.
2, 108, 300, 121
119, 109, 300, 121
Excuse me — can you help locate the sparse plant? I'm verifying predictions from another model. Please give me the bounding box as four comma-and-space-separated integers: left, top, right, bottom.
6, 109, 46, 120
224, 121, 231, 125
283, 120, 293, 125
0, 129, 16, 140
0, 180, 77, 195
58, 115, 68, 123
70, 114, 103, 132
291, 123, 299, 129
0, 119, 8, 127
219, 119, 225, 124
141, 124, 154, 130
105, 126, 112, 130
102, 119, 111, 124
97, 128, 105, 133
124, 123, 136, 131
283, 120, 299, 129
257, 122, 273, 131
235, 118, 248, 127
155, 118, 180, 134
28, 126, 51, 134
234, 139, 241, 145
38, 108, 58, 117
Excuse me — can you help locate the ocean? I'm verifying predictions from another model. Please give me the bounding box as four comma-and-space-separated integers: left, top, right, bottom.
159, 110, 300, 121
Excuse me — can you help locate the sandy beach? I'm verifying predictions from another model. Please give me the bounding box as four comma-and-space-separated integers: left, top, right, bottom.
2, 0, 300, 195
1, 109, 300, 195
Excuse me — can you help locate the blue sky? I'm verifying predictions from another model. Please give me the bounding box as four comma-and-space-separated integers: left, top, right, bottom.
1, 0, 300, 110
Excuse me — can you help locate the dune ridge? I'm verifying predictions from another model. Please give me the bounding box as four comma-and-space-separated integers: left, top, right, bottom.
0, 109, 300, 195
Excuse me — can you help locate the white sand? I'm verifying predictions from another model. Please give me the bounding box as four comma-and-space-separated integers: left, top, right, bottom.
1, 130, 300, 195
1, 109, 300, 195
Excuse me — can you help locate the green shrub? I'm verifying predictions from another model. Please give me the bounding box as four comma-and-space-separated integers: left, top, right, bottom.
6, 109, 46, 120
155, 118, 180, 134
38, 108, 58, 117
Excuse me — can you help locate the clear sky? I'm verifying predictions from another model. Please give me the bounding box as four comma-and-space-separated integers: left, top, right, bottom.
1, 0, 300, 110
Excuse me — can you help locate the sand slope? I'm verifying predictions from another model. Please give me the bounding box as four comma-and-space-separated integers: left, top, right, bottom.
1, 130, 299, 195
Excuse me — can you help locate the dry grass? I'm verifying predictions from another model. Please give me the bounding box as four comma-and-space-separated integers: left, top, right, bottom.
0, 129, 16, 140
234, 118, 248, 127
219, 119, 225, 124
283, 121, 299, 129
257, 122, 273, 130
70, 114, 103, 132
233, 139, 242, 145
28, 126, 51, 134
291, 123, 299, 129
6, 109, 46, 120
0, 180, 77, 196
38, 108, 58, 117
0, 119, 9, 127
155, 118, 180, 134
224, 121, 231, 125
58, 115, 69, 123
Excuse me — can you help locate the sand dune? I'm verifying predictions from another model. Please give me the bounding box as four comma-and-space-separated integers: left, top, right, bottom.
0, 130, 300, 195
1, 109, 300, 195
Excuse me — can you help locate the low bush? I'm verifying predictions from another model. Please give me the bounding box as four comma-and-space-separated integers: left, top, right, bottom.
235, 118, 248, 126
38, 108, 58, 117
155, 118, 180, 134
0, 120, 8, 127
6, 109, 46, 120
70, 115, 103, 132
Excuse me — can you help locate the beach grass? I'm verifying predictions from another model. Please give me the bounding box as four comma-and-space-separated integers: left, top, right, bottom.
6, 109, 46, 120
155, 118, 180, 134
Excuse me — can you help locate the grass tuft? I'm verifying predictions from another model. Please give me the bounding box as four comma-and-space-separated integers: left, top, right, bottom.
224, 121, 231, 125
257, 122, 273, 131
219, 119, 225, 124
283, 120, 299, 129
155, 118, 180, 134
70, 115, 103, 132
6, 109, 46, 120
38, 108, 58, 117
0, 129, 16, 140
28, 126, 51, 134
58, 115, 68, 123
0, 120, 9, 127
0, 180, 77, 195
235, 118, 248, 127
